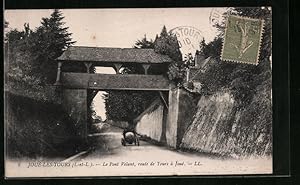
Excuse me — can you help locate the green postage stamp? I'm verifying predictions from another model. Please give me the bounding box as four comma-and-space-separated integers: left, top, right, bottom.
221, 15, 264, 65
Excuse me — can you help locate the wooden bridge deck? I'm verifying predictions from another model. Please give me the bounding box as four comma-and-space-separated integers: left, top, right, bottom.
61, 73, 170, 91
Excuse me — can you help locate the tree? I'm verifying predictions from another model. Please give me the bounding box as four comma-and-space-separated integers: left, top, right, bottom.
134, 34, 154, 49
103, 91, 156, 123
30, 9, 76, 84
6, 29, 25, 44
38, 9, 75, 60
154, 26, 182, 62
200, 37, 223, 59
5, 9, 76, 101
6, 24, 42, 88
153, 26, 183, 84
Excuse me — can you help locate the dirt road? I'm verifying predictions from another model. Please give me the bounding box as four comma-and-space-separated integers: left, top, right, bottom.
6, 124, 272, 177
76, 125, 272, 176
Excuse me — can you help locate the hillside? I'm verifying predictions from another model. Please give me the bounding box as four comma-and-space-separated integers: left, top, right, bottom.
5, 91, 82, 159
180, 57, 272, 158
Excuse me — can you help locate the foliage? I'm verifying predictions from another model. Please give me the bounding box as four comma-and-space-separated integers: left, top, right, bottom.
199, 7, 272, 105
6, 9, 75, 87
167, 62, 186, 85
183, 53, 195, 66
5, 9, 75, 102
134, 34, 154, 49
103, 91, 157, 123
31, 9, 75, 84
39, 10, 75, 59
168, 53, 195, 86
200, 37, 223, 60
154, 26, 182, 62
6, 93, 80, 158
153, 26, 184, 84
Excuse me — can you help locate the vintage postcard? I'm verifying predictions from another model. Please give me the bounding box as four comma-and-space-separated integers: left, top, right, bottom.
4, 7, 272, 177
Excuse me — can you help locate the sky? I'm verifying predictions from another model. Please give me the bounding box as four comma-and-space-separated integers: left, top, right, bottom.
5, 8, 225, 119
5, 8, 223, 46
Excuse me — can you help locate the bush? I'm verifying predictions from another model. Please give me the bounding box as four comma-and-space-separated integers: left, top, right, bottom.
6, 92, 80, 159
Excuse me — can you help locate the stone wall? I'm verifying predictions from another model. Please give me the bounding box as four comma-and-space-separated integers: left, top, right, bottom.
165, 87, 198, 148
180, 91, 235, 155
176, 89, 198, 147
135, 98, 166, 142
180, 90, 272, 158
165, 88, 179, 147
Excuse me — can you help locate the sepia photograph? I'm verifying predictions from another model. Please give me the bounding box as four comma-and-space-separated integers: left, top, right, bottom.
4, 7, 273, 177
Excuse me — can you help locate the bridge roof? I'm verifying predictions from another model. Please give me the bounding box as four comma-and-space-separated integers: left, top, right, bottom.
57, 46, 173, 64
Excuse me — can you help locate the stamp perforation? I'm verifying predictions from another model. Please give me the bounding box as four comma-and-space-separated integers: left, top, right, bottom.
256, 18, 265, 65
220, 14, 229, 64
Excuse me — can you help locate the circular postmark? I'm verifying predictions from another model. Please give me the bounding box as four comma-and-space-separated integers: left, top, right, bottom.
169, 26, 204, 57
209, 8, 232, 28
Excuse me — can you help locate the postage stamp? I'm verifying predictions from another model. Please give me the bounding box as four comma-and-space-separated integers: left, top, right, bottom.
221, 15, 264, 65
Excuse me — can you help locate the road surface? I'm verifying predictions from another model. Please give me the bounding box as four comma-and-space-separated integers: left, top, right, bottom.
75, 124, 272, 176
5, 124, 272, 177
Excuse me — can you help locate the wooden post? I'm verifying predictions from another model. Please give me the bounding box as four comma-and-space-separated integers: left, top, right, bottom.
84, 62, 92, 73
54, 62, 63, 85
186, 68, 190, 82
159, 91, 169, 109
142, 64, 150, 75
114, 64, 122, 74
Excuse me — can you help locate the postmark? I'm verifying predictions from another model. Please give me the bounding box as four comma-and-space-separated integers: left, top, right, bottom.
221, 15, 264, 65
209, 8, 229, 27
169, 26, 204, 57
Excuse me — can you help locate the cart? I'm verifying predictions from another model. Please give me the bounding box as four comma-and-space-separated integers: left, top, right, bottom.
121, 131, 139, 146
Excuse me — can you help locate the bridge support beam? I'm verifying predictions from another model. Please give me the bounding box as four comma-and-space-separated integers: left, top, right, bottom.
62, 89, 88, 141
113, 64, 122, 74
84, 62, 93, 73
142, 64, 150, 75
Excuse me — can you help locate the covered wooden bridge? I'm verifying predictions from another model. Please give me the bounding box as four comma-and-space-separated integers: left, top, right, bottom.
54, 46, 173, 91
54, 46, 192, 149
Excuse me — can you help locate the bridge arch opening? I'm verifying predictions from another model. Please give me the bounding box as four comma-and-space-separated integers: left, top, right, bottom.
94, 66, 116, 74
88, 67, 116, 132
88, 66, 164, 134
